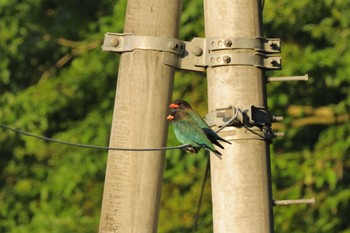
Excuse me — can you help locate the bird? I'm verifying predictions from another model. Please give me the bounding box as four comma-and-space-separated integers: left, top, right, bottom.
167, 110, 223, 159
169, 100, 231, 150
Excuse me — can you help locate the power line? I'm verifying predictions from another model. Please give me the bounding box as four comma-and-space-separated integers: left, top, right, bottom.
1, 120, 230, 231
0, 113, 237, 152
0, 123, 189, 151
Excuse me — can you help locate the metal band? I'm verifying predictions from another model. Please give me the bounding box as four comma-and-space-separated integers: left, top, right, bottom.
102, 33, 282, 71
102, 32, 185, 55
182, 37, 281, 70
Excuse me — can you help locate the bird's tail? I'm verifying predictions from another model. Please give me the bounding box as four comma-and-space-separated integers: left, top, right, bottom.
211, 150, 222, 160
218, 136, 231, 145
212, 140, 224, 149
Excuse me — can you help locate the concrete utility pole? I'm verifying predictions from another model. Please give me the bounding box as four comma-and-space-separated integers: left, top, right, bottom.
98, 0, 182, 232
204, 0, 275, 232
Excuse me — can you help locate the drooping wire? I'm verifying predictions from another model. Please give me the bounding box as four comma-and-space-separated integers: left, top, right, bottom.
191, 112, 239, 231
0, 106, 248, 153
0, 123, 189, 151
191, 156, 210, 233
1, 113, 237, 231
262, 0, 265, 11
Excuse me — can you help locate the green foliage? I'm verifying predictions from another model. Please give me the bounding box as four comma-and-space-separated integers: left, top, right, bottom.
0, 0, 349, 232
265, 0, 350, 232
0, 0, 126, 232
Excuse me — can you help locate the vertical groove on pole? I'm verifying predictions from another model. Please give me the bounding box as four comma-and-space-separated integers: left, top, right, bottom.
204, 0, 274, 232
98, 1, 182, 233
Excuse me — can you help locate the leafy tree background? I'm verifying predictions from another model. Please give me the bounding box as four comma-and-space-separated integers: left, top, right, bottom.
0, 0, 349, 232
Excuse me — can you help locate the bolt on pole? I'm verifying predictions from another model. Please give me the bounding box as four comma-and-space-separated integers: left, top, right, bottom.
98, 0, 182, 232
204, 0, 274, 232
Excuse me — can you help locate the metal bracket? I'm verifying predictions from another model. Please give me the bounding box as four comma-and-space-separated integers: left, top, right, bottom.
205, 105, 283, 127
249, 105, 283, 126
206, 37, 281, 53
204, 105, 284, 142
205, 106, 242, 128
102, 33, 282, 72
178, 37, 281, 71
184, 51, 281, 70
263, 126, 284, 142
102, 32, 185, 55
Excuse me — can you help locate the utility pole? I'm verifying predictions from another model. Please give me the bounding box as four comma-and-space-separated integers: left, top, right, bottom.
204, 0, 276, 232
98, 0, 182, 232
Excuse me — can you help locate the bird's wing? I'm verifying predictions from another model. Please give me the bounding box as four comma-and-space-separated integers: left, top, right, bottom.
188, 110, 211, 129
188, 109, 231, 145
175, 116, 217, 151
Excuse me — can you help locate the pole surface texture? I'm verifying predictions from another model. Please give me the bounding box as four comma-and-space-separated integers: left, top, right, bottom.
98, 1, 182, 232
204, 0, 274, 232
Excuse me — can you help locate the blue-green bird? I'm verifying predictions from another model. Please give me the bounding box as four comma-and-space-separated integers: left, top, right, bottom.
169, 100, 231, 150
167, 109, 222, 159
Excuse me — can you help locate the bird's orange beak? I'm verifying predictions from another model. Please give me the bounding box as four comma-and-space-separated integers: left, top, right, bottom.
169, 103, 180, 109
167, 115, 174, 120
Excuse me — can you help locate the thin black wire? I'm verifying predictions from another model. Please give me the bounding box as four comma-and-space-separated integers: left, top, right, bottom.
0, 111, 239, 152
0, 123, 189, 151
262, 0, 265, 11
191, 156, 210, 233
190, 111, 241, 232
1, 114, 238, 231
215, 109, 238, 133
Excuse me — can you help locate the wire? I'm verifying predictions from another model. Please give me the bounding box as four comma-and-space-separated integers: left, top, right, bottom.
191, 109, 263, 232
1, 115, 254, 232
262, 0, 265, 11
0, 111, 238, 152
191, 156, 210, 233
190, 110, 237, 232
0, 123, 189, 151
215, 108, 239, 133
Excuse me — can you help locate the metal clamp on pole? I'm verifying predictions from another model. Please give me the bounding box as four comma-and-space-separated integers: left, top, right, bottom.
263, 126, 284, 142
179, 37, 282, 71
102, 33, 282, 72
205, 106, 242, 128
102, 32, 185, 54
249, 105, 283, 126
205, 105, 284, 142
205, 105, 283, 128
206, 37, 281, 53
